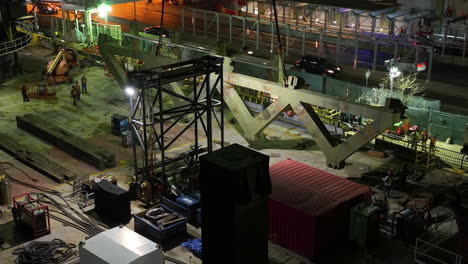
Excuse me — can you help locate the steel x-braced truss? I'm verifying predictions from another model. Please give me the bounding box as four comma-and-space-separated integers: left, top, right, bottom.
224, 71, 403, 169
127, 56, 224, 185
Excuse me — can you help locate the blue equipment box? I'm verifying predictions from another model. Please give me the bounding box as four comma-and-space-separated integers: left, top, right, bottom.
176, 195, 200, 210
133, 203, 187, 243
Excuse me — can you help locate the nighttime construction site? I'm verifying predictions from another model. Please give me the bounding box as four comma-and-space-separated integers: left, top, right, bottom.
0, 0, 468, 263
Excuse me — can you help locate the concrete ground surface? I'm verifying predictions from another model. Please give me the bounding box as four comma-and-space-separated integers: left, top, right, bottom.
0, 44, 466, 264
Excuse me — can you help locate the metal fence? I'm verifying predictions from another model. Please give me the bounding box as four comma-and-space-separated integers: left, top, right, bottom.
380, 133, 468, 171
49, 17, 122, 44
92, 23, 122, 42
414, 216, 463, 264
0, 33, 32, 56
180, 6, 434, 81
0, 65, 23, 84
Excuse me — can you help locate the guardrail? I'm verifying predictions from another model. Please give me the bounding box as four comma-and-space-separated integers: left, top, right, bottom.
180, 7, 434, 81
0, 65, 23, 84
381, 132, 467, 171
414, 216, 462, 264
0, 33, 32, 56
16, 27, 54, 48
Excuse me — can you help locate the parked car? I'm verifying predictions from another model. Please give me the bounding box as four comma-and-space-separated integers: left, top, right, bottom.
166, 0, 179, 6
295, 56, 341, 76
384, 57, 427, 73
37, 3, 59, 14
143, 26, 170, 37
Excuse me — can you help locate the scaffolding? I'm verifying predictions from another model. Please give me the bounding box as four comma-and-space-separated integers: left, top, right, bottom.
416, 146, 437, 170
126, 56, 225, 185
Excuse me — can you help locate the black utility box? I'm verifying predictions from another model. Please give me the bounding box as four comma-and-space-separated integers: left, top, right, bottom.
94, 180, 131, 224
200, 144, 271, 264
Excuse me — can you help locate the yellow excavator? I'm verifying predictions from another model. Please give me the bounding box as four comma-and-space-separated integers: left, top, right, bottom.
30, 48, 79, 99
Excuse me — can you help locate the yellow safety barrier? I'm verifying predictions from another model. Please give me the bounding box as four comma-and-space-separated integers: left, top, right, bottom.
16, 27, 52, 47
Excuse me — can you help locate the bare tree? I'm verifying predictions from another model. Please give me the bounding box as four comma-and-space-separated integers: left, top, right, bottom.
356, 73, 426, 105
380, 73, 426, 103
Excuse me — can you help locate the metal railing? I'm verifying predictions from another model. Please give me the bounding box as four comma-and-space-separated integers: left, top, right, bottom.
92, 22, 122, 42
180, 7, 433, 81
16, 26, 54, 48
380, 132, 468, 171
0, 65, 23, 84
0, 33, 32, 56
414, 216, 462, 264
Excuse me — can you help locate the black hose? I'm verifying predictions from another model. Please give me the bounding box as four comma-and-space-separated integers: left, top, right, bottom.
12, 238, 76, 264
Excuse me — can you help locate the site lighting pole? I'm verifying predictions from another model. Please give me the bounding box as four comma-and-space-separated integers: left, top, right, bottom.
389, 66, 401, 98
85, 3, 111, 43
125, 86, 138, 177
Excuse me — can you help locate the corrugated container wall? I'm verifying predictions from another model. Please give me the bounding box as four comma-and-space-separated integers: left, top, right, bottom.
268, 160, 371, 260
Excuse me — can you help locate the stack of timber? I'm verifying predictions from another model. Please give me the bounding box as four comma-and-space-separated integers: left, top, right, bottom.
0, 134, 77, 183
16, 114, 116, 170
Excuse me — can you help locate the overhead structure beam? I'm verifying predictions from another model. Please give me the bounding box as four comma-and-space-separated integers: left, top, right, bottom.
223, 72, 402, 168
369, 7, 397, 17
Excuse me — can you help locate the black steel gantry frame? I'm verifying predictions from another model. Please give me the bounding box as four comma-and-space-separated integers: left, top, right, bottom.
127, 56, 224, 186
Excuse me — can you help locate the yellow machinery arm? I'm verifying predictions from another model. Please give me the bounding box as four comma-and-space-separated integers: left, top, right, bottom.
47, 50, 64, 75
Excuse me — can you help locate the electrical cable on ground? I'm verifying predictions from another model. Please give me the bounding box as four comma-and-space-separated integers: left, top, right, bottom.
49, 213, 98, 237
36, 193, 106, 235
12, 239, 76, 264
0, 162, 107, 236
0, 161, 38, 182
48, 208, 99, 235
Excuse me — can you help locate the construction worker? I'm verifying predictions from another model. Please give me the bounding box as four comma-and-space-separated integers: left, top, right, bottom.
429, 136, 437, 153
410, 130, 419, 150
420, 129, 429, 150
73, 81, 81, 101
71, 82, 80, 106
21, 84, 30, 102
81, 74, 87, 94
383, 169, 393, 197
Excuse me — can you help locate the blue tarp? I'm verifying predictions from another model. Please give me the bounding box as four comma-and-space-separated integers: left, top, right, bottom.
181, 239, 202, 258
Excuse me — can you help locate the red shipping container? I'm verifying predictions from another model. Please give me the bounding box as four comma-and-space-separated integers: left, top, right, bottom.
268, 160, 371, 260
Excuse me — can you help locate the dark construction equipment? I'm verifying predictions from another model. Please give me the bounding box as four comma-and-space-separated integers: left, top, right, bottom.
0, 133, 76, 183
200, 144, 271, 264
16, 114, 116, 170
133, 199, 187, 243
111, 114, 128, 136
94, 180, 131, 224
126, 56, 224, 187
12, 193, 51, 239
